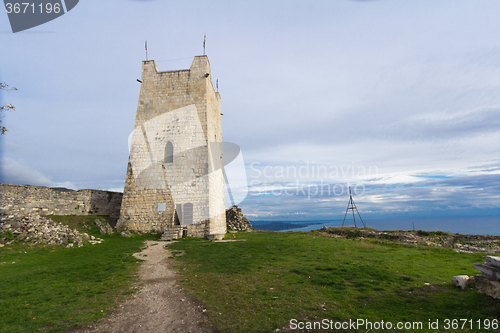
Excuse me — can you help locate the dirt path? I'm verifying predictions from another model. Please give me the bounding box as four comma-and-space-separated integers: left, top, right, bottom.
68, 240, 216, 333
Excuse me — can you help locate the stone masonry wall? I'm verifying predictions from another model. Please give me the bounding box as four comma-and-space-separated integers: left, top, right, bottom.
207, 77, 226, 236
118, 56, 226, 238
186, 220, 209, 238
0, 184, 122, 217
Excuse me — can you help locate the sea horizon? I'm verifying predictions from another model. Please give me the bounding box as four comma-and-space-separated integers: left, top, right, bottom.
250, 215, 500, 236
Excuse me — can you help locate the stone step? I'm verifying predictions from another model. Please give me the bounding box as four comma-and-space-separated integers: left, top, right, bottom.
474, 263, 500, 280
486, 256, 500, 269
160, 227, 183, 241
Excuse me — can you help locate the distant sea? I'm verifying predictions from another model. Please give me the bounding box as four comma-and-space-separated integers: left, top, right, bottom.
251, 215, 500, 236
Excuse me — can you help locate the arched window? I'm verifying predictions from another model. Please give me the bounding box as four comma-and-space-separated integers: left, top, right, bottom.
183, 203, 193, 225
164, 141, 173, 163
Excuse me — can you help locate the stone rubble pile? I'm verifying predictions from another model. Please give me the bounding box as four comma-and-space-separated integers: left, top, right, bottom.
94, 219, 114, 234
473, 256, 500, 299
120, 230, 132, 237
0, 213, 102, 247
88, 234, 104, 245
226, 205, 252, 231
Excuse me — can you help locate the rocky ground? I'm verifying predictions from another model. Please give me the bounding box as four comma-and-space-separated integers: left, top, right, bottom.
1, 206, 253, 247
319, 227, 500, 253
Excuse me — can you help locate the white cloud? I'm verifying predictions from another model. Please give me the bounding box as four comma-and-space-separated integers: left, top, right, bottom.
0, 156, 78, 190
1, 156, 53, 187
105, 186, 125, 193
52, 181, 77, 190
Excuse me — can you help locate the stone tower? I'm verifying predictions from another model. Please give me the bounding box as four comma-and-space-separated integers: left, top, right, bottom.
117, 56, 226, 240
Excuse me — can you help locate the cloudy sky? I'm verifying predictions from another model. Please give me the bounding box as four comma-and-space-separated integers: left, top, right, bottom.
1, 0, 499, 225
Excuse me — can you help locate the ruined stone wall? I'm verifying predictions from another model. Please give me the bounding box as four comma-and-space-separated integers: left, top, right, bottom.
0, 184, 122, 217
185, 220, 209, 238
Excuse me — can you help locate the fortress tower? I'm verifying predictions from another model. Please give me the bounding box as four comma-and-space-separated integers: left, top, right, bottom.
117, 56, 226, 240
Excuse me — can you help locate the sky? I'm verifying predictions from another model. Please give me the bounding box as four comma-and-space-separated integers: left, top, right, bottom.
1, 0, 499, 226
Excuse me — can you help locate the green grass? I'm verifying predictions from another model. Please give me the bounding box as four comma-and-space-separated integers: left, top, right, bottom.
48, 215, 118, 231
0, 216, 158, 333
168, 231, 500, 332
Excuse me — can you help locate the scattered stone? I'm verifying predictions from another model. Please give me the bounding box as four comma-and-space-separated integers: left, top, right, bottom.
121, 231, 132, 237
226, 205, 252, 231
94, 219, 114, 234
452, 275, 470, 290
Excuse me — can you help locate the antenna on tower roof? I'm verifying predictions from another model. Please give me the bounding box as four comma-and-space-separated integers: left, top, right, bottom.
203, 34, 206, 55
342, 186, 366, 228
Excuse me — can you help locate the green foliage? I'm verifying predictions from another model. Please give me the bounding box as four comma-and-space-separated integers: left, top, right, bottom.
0, 82, 17, 135
1, 230, 14, 240
417, 230, 431, 236
416, 230, 451, 237
48, 215, 103, 235
168, 231, 500, 333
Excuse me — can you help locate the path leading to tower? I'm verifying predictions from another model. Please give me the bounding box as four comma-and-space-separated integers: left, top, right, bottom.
67, 240, 216, 333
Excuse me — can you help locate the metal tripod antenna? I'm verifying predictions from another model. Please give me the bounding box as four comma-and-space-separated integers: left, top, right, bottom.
342, 186, 366, 228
